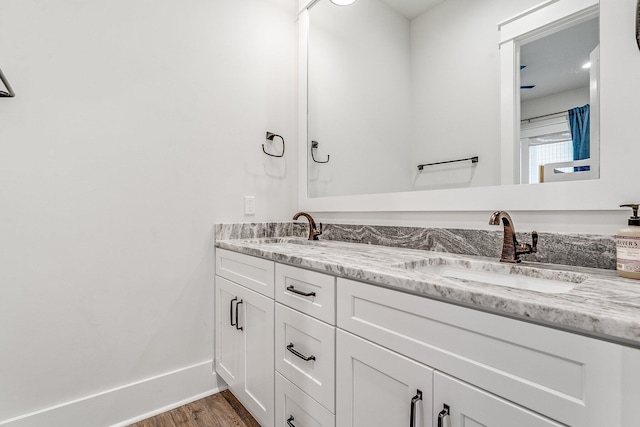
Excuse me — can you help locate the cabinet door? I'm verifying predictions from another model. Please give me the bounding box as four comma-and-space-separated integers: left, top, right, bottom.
336, 330, 433, 427
215, 276, 275, 427
241, 282, 275, 427
215, 276, 244, 391
433, 372, 563, 427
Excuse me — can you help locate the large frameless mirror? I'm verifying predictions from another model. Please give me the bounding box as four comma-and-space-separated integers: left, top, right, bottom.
306, 0, 599, 199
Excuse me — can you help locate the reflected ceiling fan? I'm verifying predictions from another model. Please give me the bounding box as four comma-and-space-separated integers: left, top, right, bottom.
520, 65, 536, 90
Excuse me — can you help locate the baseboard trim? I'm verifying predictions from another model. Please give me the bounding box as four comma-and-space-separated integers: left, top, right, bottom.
0, 360, 226, 427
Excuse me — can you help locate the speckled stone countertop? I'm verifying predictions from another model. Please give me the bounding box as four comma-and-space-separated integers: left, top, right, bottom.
216, 236, 640, 349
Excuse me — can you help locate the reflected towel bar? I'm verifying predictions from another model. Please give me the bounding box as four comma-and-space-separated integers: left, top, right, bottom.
0, 67, 15, 98
417, 156, 478, 171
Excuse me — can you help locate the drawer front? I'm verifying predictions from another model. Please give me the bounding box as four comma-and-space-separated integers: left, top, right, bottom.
276, 373, 335, 427
337, 278, 623, 427
275, 264, 336, 324
216, 248, 275, 298
275, 303, 336, 412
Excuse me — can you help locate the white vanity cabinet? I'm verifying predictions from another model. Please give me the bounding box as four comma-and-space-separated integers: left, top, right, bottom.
215, 249, 275, 427
214, 247, 639, 427
336, 277, 626, 427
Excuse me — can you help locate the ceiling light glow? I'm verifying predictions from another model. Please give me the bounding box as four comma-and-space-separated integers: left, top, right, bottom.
582, 62, 592, 69
330, 0, 356, 5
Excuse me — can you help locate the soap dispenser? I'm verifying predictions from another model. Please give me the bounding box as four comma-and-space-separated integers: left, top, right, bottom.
617, 204, 640, 279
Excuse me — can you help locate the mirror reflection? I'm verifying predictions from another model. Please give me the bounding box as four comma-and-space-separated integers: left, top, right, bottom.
307, 0, 599, 198
519, 17, 599, 184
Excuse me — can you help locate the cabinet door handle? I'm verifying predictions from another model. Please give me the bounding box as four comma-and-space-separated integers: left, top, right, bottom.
409, 389, 422, 427
229, 297, 238, 327
235, 299, 244, 331
286, 343, 316, 361
437, 404, 450, 427
286, 285, 316, 297
286, 415, 296, 427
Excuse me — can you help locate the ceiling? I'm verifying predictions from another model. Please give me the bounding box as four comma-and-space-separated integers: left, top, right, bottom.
520, 17, 599, 101
377, 0, 445, 19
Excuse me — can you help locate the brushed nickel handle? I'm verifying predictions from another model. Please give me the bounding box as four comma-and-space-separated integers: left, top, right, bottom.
410, 390, 422, 427
437, 404, 450, 427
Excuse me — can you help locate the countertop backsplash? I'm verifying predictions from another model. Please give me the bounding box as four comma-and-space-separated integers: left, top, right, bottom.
214, 222, 616, 270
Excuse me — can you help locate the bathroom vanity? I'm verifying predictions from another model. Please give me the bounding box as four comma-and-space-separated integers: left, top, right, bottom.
214, 234, 640, 427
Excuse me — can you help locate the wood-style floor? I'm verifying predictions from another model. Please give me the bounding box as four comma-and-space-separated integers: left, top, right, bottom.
128, 390, 260, 427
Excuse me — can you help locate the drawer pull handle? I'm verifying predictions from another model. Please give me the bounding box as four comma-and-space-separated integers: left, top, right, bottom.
235, 299, 244, 331
287, 415, 296, 427
286, 343, 316, 361
409, 389, 422, 427
230, 297, 238, 327
437, 404, 450, 427
286, 285, 316, 297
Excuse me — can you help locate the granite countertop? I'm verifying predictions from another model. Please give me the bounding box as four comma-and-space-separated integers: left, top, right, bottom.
215, 236, 640, 348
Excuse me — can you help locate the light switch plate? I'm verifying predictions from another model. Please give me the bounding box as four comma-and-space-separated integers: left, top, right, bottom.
244, 196, 256, 215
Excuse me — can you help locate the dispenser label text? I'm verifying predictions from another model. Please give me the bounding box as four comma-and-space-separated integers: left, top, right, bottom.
617, 236, 640, 271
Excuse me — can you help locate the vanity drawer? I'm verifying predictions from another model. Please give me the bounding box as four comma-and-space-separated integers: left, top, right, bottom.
336, 278, 622, 427
216, 248, 274, 298
276, 372, 335, 427
275, 263, 335, 324
275, 303, 335, 413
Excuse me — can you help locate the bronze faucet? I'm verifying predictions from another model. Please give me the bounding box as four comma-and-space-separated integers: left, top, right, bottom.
489, 211, 538, 263
293, 212, 323, 241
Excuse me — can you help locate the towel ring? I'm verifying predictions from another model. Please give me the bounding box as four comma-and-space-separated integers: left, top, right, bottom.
311, 141, 330, 163
0, 67, 15, 98
636, 0, 640, 51
263, 132, 285, 157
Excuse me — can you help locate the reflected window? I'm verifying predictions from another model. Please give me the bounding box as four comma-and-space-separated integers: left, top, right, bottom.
522, 131, 573, 184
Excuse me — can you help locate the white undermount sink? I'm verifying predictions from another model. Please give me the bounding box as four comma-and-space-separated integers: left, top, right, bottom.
414, 257, 588, 294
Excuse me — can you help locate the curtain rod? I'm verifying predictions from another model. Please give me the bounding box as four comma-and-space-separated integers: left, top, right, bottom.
521, 110, 567, 123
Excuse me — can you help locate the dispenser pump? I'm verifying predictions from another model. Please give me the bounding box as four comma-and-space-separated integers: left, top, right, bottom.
620, 204, 640, 226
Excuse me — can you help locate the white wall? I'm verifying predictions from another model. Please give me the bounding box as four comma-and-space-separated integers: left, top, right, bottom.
0, 0, 297, 425
307, 0, 412, 197
521, 86, 590, 120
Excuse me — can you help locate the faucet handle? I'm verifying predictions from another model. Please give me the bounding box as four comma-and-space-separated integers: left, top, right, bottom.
310, 222, 323, 240
531, 231, 538, 253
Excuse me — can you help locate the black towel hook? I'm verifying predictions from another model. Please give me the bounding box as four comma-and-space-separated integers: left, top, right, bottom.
310, 141, 330, 163
263, 132, 285, 157
0, 67, 15, 98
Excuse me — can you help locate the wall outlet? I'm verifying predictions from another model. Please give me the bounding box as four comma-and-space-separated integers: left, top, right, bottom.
244, 196, 256, 215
